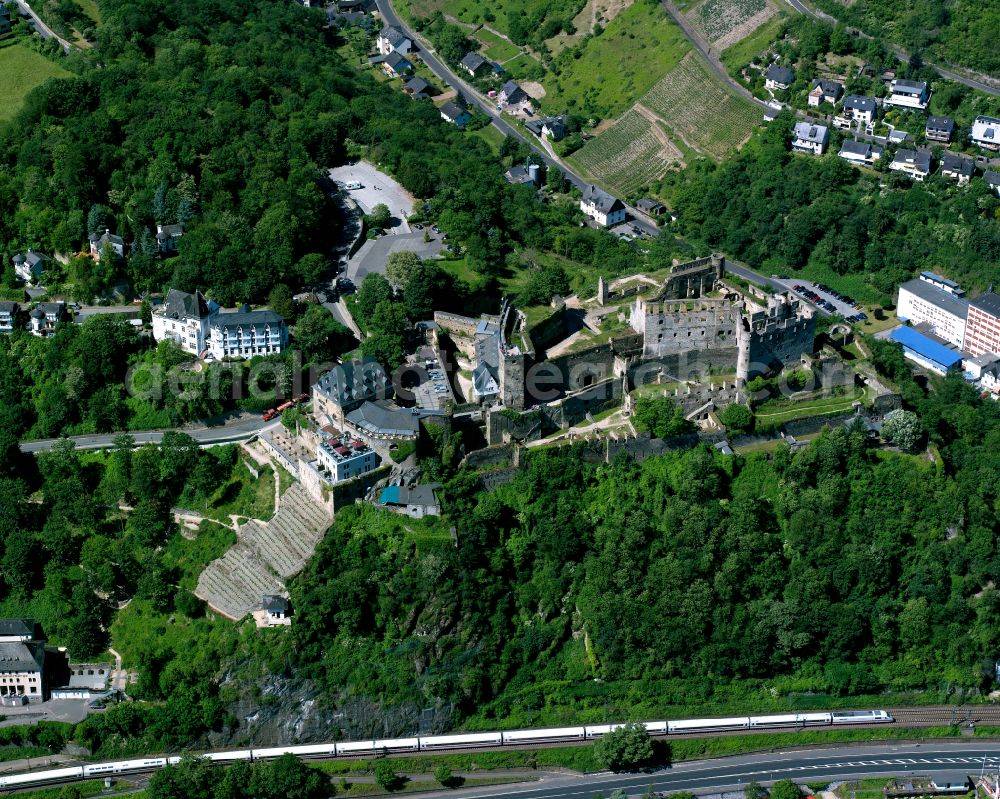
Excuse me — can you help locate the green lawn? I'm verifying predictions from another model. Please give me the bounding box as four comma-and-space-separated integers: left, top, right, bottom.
469, 122, 507, 153
75, 0, 101, 24
755, 387, 867, 425
503, 53, 544, 80
720, 14, 786, 73
475, 28, 521, 61
0, 42, 71, 124
541, 1, 691, 120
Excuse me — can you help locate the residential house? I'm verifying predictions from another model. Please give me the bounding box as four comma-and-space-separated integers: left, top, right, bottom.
377, 25, 411, 55
253, 595, 291, 628
808, 78, 842, 107
985, 171, 1000, 197
579, 184, 626, 227
345, 400, 421, 440
0, 301, 18, 333
316, 433, 381, 484
504, 163, 541, 187
925, 116, 955, 143
439, 100, 471, 127
89, 228, 124, 260
887, 129, 911, 145
401, 76, 430, 98
499, 80, 527, 107
889, 148, 932, 181
964, 352, 1000, 397
838, 139, 882, 166
837, 95, 877, 128
637, 197, 666, 216
207, 306, 287, 360
151, 288, 216, 356
381, 50, 413, 77
541, 115, 567, 141
791, 121, 829, 155
896, 275, 969, 348
940, 152, 975, 185
11, 249, 50, 285
459, 51, 487, 77
0, 2, 11, 35
29, 302, 66, 337
377, 484, 441, 518
884, 78, 930, 110
155, 223, 184, 254
0, 619, 45, 703
971, 116, 1000, 151
964, 292, 1000, 358
312, 357, 393, 425
764, 64, 794, 91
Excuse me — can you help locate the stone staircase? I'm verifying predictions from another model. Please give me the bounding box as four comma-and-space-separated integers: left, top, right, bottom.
195, 484, 331, 620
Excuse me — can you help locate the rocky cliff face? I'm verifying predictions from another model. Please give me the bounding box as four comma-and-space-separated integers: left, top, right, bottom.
210, 668, 455, 748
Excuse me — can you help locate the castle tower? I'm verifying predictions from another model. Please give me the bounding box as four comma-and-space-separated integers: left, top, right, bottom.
499, 349, 526, 410
597, 276, 609, 306
735, 316, 752, 384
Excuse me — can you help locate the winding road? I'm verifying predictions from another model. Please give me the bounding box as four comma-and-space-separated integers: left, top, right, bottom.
374, 0, 661, 236
19, 414, 274, 453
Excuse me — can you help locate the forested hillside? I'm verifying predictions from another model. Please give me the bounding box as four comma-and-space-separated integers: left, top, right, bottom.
286, 369, 1000, 734
809, 0, 1000, 78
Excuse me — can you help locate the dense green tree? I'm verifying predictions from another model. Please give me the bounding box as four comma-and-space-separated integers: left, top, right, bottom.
385, 250, 421, 288
355, 273, 394, 321
719, 403, 754, 434
881, 409, 923, 452
592, 723, 655, 772
294, 304, 350, 363
769, 781, 802, 799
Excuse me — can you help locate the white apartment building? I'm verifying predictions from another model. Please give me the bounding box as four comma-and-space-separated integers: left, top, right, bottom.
207, 307, 288, 360
153, 290, 287, 360
896, 275, 969, 348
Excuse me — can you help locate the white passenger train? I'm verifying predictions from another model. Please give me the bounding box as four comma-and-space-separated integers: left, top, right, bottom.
0, 710, 893, 791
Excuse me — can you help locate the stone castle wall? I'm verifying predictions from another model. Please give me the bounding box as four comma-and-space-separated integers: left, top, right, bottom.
630, 298, 740, 359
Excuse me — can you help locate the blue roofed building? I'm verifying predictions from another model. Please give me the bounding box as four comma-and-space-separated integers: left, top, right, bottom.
378, 484, 441, 518
890, 326, 963, 375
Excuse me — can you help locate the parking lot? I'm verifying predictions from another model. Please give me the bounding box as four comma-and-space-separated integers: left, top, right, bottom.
771, 277, 864, 319
328, 162, 415, 232
344, 231, 446, 284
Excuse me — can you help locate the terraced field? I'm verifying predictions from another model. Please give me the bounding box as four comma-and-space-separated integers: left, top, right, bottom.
568, 108, 683, 195
640, 52, 759, 159
690, 0, 776, 47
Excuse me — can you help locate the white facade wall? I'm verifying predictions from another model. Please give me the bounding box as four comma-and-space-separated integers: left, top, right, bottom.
152, 314, 209, 355
896, 285, 967, 348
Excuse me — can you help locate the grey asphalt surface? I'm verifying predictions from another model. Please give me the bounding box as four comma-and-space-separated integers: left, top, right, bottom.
782, 0, 1000, 99
20, 415, 273, 453
13, 0, 73, 52
346, 230, 446, 283
438, 744, 1000, 799
723, 261, 859, 318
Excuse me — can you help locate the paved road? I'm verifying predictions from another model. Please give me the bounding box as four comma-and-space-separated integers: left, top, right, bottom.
782, 0, 1000, 98
13, 0, 73, 52
20, 415, 273, 453
440, 744, 1000, 799
375, 0, 659, 236
723, 260, 858, 317
661, 0, 767, 111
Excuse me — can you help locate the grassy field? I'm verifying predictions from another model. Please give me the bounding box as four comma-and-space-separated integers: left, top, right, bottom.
640, 52, 760, 159
0, 42, 71, 124
475, 27, 522, 61
469, 122, 508, 153
541, 0, 691, 120
163, 521, 238, 592
503, 52, 544, 79
568, 108, 683, 196
720, 13, 785, 71
755, 386, 867, 425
